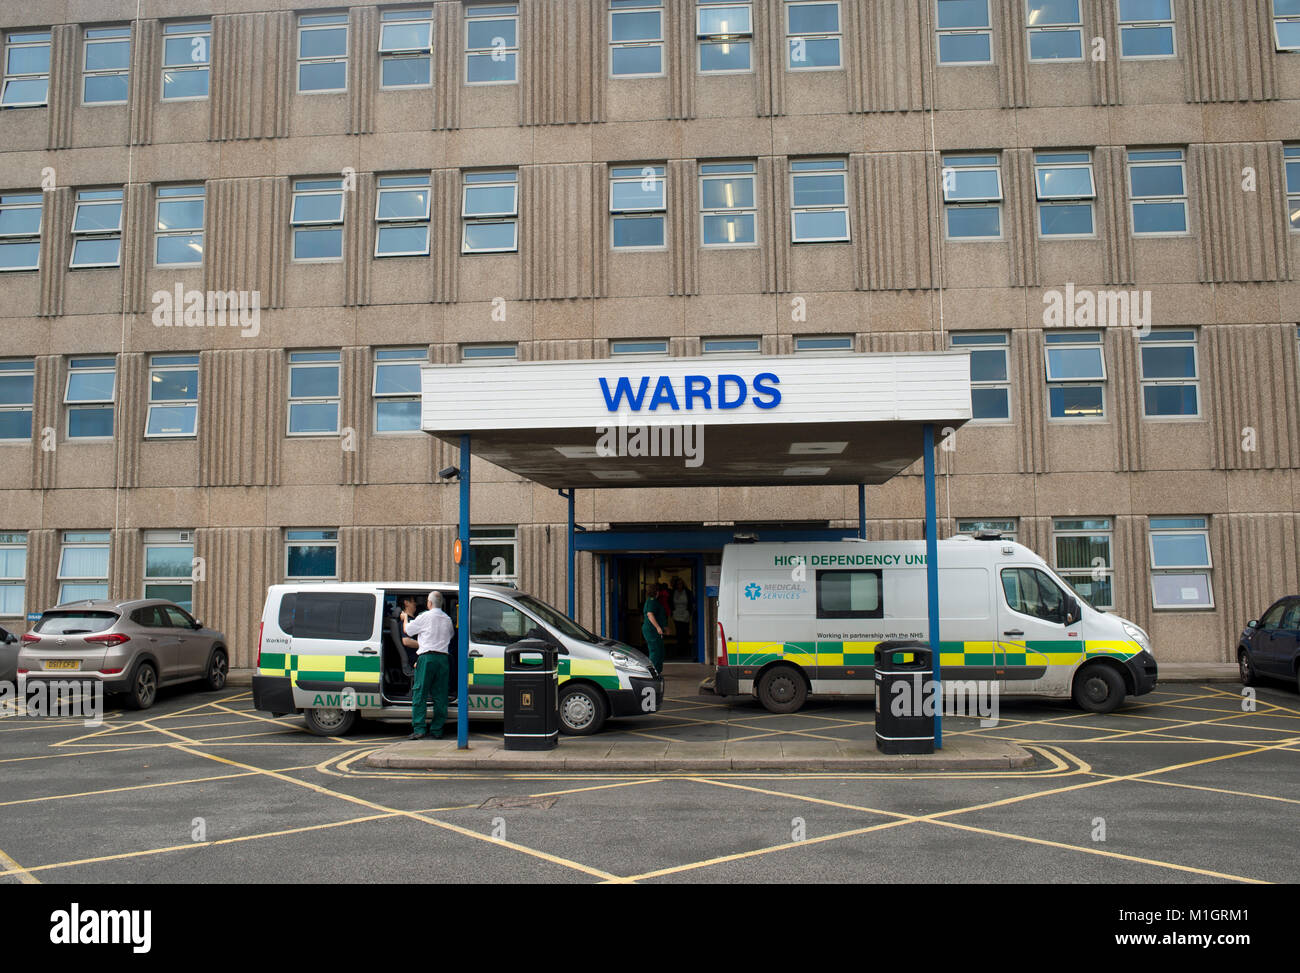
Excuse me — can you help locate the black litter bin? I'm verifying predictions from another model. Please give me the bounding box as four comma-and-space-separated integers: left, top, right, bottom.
874, 640, 936, 755
503, 638, 560, 751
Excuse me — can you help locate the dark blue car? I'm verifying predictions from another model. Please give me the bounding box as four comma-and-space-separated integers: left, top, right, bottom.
1239, 597, 1300, 692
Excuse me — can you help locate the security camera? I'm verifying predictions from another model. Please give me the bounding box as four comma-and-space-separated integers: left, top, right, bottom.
438, 466, 461, 480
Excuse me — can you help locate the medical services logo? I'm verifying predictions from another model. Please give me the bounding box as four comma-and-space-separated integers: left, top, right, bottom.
744, 583, 762, 601
743, 581, 805, 602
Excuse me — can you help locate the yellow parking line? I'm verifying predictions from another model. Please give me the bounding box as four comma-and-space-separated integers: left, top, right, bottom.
0, 846, 40, 884
1114, 773, 1300, 806
0, 765, 319, 808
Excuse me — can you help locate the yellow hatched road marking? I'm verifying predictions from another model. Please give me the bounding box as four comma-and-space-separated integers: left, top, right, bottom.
0, 846, 40, 884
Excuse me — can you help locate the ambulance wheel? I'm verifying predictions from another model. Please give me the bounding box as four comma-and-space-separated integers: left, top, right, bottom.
303, 707, 357, 736
757, 665, 807, 714
1072, 665, 1125, 714
559, 683, 607, 735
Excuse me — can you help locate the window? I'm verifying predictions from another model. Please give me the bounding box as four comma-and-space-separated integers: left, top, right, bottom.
1035, 151, 1095, 237
373, 347, 427, 433
465, 4, 518, 84
790, 159, 849, 242
0, 533, 25, 617
462, 170, 518, 253
815, 569, 883, 619
1128, 149, 1187, 235
375, 175, 431, 257
0, 359, 34, 441
1149, 517, 1212, 609
1274, 0, 1300, 50
1118, 0, 1174, 57
611, 339, 669, 355
1286, 145, 1300, 232
461, 344, 518, 361
1139, 328, 1198, 418
702, 337, 761, 355
83, 26, 130, 104
70, 189, 124, 268
1026, 0, 1083, 61
0, 193, 41, 271
155, 185, 205, 267
144, 530, 195, 611
470, 526, 518, 582
58, 531, 110, 603
146, 354, 199, 439
698, 2, 752, 72
470, 597, 530, 643
278, 591, 375, 639
1001, 567, 1068, 622
162, 21, 210, 100
794, 335, 852, 352
1045, 331, 1104, 418
2, 30, 51, 107
936, 0, 992, 64
291, 179, 345, 262
610, 1, 664, 77
285, 530, 339, 580
65, 357, 115, 439
942, 154, 1002, 239
951, 333, 1010, 420
787, 1, 841, 70
610, 165, 666, 249
288, 351, 341, 436
959, 518, 1017, 542
700, 162, 757, 246
1053, 518, 1113, 609
298, 13, 348, 93
379, 8, 432, 89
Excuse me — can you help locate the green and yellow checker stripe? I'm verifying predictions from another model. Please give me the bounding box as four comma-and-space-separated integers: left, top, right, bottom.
258, 651, 381, 685
728, 638, 1143, 668
464, 654, 623, 692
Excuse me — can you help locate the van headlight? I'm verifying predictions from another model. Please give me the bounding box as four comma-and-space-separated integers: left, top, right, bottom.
609, 650, 647, 673
1122, 623, 1150, 649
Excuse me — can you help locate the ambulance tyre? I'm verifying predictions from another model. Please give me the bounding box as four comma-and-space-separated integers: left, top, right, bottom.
1072, 664, 1125, 714
559, 682, 608, 735
757, 665, 807, 714
303, 707, 357, 736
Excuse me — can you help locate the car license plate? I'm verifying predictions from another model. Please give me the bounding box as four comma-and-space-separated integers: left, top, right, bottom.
45, 660, 81, 670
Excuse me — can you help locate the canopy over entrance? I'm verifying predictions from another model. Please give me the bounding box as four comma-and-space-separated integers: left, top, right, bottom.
420, 351, 972, 751
420, 352, 972, 487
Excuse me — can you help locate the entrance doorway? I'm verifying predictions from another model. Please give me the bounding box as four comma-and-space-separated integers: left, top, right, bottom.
614, 555, 702, 662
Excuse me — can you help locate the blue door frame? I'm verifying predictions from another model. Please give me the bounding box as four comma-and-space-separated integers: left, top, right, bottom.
606, 552, 708, 662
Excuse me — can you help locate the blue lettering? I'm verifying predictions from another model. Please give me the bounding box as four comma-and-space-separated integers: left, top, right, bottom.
598, 375, 651, 411
684, 375, 712, 410
752, 372, 781, 409
648, 375, 680, 410
718, 374, 747, 409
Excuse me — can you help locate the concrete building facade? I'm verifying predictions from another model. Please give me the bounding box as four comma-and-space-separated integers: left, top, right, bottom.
3, 0, 1300, 669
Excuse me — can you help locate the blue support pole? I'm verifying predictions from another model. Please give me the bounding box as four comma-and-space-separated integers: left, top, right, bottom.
858, 483, 866, 539
923, 423, 942, 749
457, 434, 470, 750
598, 556, 607, 638
557, 488, 576, 618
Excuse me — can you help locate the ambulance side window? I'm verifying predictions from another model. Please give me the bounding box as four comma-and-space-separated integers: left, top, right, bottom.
815, 569, 883, 619
470, 597, 531, 645
292, 592, 377, 640
1001, 568, 1065, 624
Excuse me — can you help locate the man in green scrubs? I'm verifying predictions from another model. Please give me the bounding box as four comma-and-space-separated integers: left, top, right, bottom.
642, 585, 668, 673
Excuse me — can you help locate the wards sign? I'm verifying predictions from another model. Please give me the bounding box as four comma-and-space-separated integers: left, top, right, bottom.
598, 372, 781, 412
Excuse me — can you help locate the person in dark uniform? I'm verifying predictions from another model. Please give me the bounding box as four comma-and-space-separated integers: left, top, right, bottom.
642, 584, 668, 673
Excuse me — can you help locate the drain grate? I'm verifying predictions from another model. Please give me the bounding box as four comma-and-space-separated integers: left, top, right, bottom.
479, 795, 558, 810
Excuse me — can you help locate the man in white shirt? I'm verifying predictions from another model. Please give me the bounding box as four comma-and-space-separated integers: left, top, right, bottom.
404, 591, 454, 739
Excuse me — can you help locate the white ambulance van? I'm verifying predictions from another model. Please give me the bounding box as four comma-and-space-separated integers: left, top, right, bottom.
253, 581, 662, 736
714, 535, 1157, 714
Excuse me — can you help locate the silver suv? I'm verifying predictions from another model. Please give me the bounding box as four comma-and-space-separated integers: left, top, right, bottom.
19, 599, 228, 710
